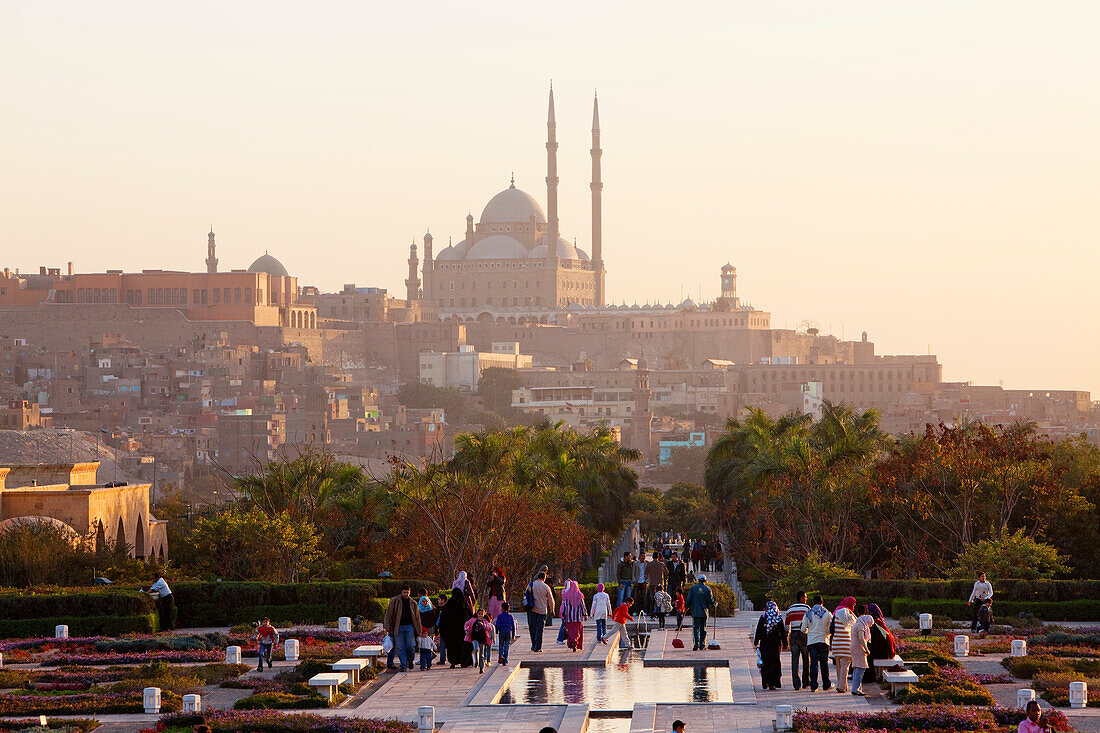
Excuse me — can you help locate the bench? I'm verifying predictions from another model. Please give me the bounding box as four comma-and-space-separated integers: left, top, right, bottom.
308, 672, 347, 701
353, 645, 383, 666
332, 658, 367, 684
882, 669, 919, 696
873, 655, 918, 681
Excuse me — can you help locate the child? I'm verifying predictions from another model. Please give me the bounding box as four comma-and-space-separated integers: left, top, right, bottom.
653, 584, 673, 630
465, 610, 495, 674
977, 598, 993, 636
590, 583, 612, 644
609, 596, 635, 649
418, 632, 437, 671
494, 602, 516, 665
673, 589, 686, 631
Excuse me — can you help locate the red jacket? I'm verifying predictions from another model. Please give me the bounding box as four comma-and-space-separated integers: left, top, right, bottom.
612, 603, 634, 624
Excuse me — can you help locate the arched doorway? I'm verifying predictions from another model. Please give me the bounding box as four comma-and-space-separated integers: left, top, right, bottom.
115, 517, 127, 554
134, 517, 145, 559
95, 521, 106, 553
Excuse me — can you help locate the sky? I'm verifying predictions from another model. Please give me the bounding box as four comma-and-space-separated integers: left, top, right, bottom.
2, 2, 1099, 393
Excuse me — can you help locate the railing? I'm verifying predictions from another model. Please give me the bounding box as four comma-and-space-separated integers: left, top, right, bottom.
598, 519, 640, 585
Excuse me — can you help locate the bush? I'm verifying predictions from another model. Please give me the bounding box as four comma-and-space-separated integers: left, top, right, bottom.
1034, 670, 1100, 707
771, 553, 859, 605
233, 692, 331, 710
949, 529, 1068, 581
0, 589, 155, 619
0, 613, 158, 638
821, 577, 1100, 602
0, 720, 99, 732
895, 666, 995, 705
891, 597, 1100, 621
159, 711, 415, 733
0, 691, 182, 715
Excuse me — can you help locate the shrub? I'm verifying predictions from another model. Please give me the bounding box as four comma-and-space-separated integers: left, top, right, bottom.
794, 704, 1035, 731
0, 691, 182, 715
0, 613, 157, 638
819, 578, 1100, 602
770, 553, 859, 605
233, 692, 332, 710
158, 711, 415, 733
949, 529, 1068, 581
0, 720, 99, 732
1001, 654, 1075, 679
1034, 670, 1100, 707
895, 665, 995, 706
891, 597, 1100, 622
0, 589, 155, 619
93, 633, 227, 653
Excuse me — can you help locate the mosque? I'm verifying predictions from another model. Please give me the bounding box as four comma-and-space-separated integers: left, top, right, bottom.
407, 85, 606, 323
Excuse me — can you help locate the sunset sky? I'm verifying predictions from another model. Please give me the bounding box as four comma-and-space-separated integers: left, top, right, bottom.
2, 2, 1098, 393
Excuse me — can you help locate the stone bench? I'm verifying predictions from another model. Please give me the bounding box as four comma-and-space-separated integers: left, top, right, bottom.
308, 672, 347, 701
332, 658, 368, 684
873, 654, 920, 681
353, 645, 383, 666
882, 669, 919, 696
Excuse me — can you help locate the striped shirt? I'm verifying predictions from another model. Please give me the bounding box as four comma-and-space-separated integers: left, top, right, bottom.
831, 607, 856, 657
785, 603, 811, 633
560, 599, 588, 623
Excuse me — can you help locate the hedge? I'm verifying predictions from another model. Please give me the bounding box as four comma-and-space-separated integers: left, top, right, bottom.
0, 613, 158, 638
0, 589, 154, 619
821, 578, 1100, 602
890, 597, 1100, 621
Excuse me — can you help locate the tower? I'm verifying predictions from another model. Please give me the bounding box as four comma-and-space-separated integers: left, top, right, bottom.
205, 228, 218, 274
717, 263, 739, 310
421, 230, 433, 296
590, 90, 605, 306
405, 241, 420, 301
632, 352, 653, 458
545, 82, 560, 248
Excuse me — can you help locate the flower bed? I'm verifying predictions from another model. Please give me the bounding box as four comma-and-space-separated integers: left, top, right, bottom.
894, 666, 996, 705
154, 710, 415, 733
40, 649, 222, 666
0, 719, 99, 731
792, 704, 1071, 732
1003, 654, 1100, 679
232, 691, 334, 710
0, 691, 182, 715
1033, 670, 1100, 708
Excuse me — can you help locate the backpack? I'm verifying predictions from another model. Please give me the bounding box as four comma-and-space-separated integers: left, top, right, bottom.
471, 618, 489, 644
523, 583, 535, 612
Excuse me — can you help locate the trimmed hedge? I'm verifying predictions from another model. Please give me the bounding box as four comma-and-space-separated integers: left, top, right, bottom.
0, 589, 155, 619
891, 597, 1100, 621
822, 578, 1100, 602
0, 613, 158, 637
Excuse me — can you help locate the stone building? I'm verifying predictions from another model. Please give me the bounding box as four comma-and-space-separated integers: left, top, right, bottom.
0, 459, 167, 560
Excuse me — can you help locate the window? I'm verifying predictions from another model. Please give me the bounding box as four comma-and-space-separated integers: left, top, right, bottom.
202, 289, 208, 304
234, 287, 241, 303
257, 289, 263, 304
244, 288, 251, 304
193, 289, 200, 304
213, 288, 220, 304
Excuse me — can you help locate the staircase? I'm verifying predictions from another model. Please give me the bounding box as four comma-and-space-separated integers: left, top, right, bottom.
718, 529, 754, 611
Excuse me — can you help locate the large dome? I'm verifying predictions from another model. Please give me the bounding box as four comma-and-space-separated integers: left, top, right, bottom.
466, 235, 529, 260
530, 237, 584, 260
480, 183, 546, 224
435, 239, 469, 261
248, 253, 289, 277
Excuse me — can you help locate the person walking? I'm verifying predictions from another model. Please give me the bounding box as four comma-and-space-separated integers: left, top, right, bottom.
495, 602, 516, 665
438, 588, 473, 668
633, 553, 648, 616
560, 580, 588, 651
383, 584, 423, 672
145, 573, 175, 631
653, 584, 673, 629
453, 571, 476, 612
673, 587, 686, 631
529, 571, 555, 652
805, 594, 833, 691
254, 617, 279, 671
866, 603, 897, 663
646, 550, 667, 613
685, 575, 715, 651
667, 553, 687, 597
849, 613, 874, 696
754, 601, 787, 690
464, 610, 495, 674
590, 583, 613, 644
608, 596, 635, 649
831, 597, 857, 693
785, 591, 811, 690
486, 567, 507, 619
968, 572, 994, 633
617, 552, 635, 606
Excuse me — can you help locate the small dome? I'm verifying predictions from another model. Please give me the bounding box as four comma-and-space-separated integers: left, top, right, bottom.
679, 298, 697, 309
248, 253, 289, 277
480, 184, 547, 224
566, 301, 585, 311
576, 248, 590, 261
530, 237, 581, 260
466, 235, 528, 260
435, 240, 469, 261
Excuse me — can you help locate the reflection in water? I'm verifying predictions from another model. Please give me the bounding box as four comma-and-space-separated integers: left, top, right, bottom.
498, 655, 732, 710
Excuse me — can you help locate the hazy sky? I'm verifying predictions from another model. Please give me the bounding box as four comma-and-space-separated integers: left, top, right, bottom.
3, 2, 1099, 393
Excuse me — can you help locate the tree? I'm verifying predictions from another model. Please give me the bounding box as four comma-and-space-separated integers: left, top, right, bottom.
770, 553, 860, 606
949, 528, 1068, 581
188, 505, 322, 582
396, 381, 467, 420
477, 367, 523, 415
661, 482, 715, 537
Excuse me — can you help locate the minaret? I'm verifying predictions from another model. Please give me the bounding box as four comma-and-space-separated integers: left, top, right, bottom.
421, 230, 433, 296
545, 82, 560, 246
205, 227, 218, 274
590, 90, 605, 306
632, 351, 653, 458
405, 241, 420, 301
466, 213, 474, 242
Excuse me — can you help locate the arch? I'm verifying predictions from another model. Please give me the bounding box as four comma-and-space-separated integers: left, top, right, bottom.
95, 521, 106, 552
115, 517, 127, 554
507, 317, 516, 324
309, 312, 315, 328
134, 517, 146, 559
476, 312, 494, 323
158, 545, 165, 561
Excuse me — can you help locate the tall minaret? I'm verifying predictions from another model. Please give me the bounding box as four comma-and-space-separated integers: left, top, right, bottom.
545, 82, 560, 247
421, 230, 433, 297
590, 90, 605, 306
205, 227, 218, 274
405, 241, 420, 301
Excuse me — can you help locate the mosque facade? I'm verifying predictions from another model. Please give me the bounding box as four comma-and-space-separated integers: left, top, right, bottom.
409, 86, 606, 323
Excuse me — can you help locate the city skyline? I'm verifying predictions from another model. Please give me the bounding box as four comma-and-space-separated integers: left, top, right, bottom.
3, 2, 1098, 393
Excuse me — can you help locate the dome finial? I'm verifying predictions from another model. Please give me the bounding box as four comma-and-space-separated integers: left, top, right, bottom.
510, 172, 515, 188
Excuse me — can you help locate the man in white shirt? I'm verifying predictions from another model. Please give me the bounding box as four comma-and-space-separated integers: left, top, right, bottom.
146, 573, 174, 631
967, 572, 993, 632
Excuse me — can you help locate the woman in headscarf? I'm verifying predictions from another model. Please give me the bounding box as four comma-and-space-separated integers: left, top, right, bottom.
865, 602, 896, 662
831, 596, 857, 692
453, 571, 476, 612
438, 588, 474, 668
560, 580, 588, 651
486, 567, 507, 619
753, 600, 787, 690
849, 613, 874, 696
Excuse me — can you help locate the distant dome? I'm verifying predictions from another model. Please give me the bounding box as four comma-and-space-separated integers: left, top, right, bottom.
530, 237, 581, 260
679, 298, 697, 309
466, 235, 529, 260
576, 248, 590, 261
248, 253, 289, 277
480, 184, 546, 224
435, 240, 469, 261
